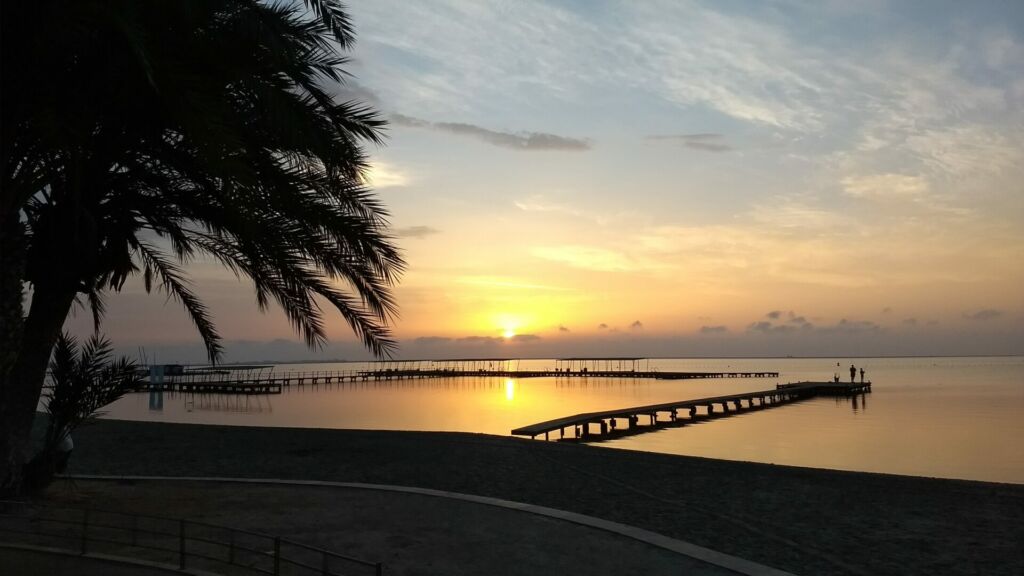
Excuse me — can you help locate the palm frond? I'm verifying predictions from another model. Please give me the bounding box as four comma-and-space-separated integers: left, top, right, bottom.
136, 241, 223, 362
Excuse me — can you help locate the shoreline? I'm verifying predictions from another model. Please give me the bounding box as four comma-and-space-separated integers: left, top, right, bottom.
202, 353, 1024, 366
49, 418, 1024, 576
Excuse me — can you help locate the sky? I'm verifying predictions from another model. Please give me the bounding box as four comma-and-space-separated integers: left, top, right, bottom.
66, 0, 1024, 361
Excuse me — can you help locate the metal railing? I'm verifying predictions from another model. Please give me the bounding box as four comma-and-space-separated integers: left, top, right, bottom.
0, 500, 382, 576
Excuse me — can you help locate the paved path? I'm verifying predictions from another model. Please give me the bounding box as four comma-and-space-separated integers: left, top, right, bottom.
42, 478, 754, 576
0, 547, 185, 576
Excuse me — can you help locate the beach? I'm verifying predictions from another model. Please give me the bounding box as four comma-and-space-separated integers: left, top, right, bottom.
46, 418, 1024, 576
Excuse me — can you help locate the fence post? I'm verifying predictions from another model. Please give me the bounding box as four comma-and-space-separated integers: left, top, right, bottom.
376, 562, 383, 576
80, 509, 89, 555
273, 536, 281, 575
228, 530, 235, 565
179, 519, 186, 570
321, 551, 329, 576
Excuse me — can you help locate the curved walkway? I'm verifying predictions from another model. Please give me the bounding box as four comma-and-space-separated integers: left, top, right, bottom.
55, 475, 795, 576
0, 546, 202, 576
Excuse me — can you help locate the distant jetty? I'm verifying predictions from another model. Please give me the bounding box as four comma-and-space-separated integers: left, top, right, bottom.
135, 357, 780, 394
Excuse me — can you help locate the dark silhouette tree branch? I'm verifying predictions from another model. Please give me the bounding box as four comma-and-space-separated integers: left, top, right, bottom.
0, 0, 403, 494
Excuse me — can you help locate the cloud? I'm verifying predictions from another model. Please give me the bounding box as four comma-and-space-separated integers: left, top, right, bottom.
788, 312, 809, 325
393, 225, 440, 239
597, 323, 609, 330
965, 309, 1002, 321
630, 320, 644, 330
414, 336, 452, 345
419, 333, 543, 346
391, 114, 590, 151
332, 79, 382, 106
456, 276, 569, 292
748, 321, 798, 334
903, 318, 918, 326
841, 173, 929, 199
748, 310, 817, 334
456, 336, 501, 345
647, 133, 732, 152
817, 319, 883, 335
699, 325, 728, 334
513, 196, 584, 217
531, 245, 670, 273
558, 325, 570, 332
363, 162, 409, 188
531, 245, 633, 272
882, 307, 892, 314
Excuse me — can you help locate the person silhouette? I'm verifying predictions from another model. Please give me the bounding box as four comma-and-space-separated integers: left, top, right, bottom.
849, 364, 856, 383
860, 367, 865, 383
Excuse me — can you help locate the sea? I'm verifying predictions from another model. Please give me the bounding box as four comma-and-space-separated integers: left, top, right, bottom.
100, 356, 1024, 484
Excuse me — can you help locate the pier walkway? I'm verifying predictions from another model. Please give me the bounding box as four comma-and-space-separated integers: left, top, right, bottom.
135, 367, 779, 394
511, 381, 872, 441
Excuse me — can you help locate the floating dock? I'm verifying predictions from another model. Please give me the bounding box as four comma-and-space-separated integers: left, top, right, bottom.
511, 381, 872, 441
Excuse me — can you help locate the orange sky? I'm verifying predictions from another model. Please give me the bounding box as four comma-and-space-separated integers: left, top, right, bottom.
64, 1, 1024, 361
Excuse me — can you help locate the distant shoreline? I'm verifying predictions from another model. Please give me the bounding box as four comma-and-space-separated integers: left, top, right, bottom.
195, 353, 1024, 367
60, 418, 1024, 576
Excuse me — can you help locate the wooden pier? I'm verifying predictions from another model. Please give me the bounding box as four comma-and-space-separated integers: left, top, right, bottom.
142, 380, 283, 395
135, 359, 780, 395
511, 381, 872, 442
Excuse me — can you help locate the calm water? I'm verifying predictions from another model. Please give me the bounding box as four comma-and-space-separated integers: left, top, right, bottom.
101, 357, 1024, 484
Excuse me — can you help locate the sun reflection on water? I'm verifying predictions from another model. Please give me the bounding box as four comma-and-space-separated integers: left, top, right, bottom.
505, 378, 515, 401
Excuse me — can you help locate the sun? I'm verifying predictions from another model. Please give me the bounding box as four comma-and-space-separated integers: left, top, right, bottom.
502, 328, 517, 339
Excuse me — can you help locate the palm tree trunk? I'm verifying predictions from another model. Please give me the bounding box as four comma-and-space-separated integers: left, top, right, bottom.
0, 212, 28, 495
0, 267, 78, 495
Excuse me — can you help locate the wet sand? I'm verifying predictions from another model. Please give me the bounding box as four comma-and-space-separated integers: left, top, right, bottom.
44, 419, 1024, 575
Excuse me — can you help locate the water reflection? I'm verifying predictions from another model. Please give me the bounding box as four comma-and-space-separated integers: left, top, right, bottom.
182, 393, 273, 414
148, 390, 163, 411
101, 357, 1024, 483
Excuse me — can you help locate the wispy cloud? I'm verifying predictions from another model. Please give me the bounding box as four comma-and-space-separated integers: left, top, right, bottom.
841, 173, 929, 199
513, 195, 585, 217
392, 114, 590, 151
456, 276, 569, 292
531, 245, 638, 272
647, 133, 732, 152
393, 225, 440, 239
965, 309, 1002, 321
363, 162, 409, 188
699, 325, 728, 334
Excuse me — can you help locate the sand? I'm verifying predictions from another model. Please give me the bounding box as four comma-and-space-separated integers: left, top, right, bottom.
33, 418, 1024, 575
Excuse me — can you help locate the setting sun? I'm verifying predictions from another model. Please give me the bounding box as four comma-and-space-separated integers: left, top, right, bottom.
502, 328, 516, 339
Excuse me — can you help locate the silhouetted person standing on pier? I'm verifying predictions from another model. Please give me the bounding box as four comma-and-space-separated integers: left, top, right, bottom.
860, 368, 865, 383
849, 364, 856, 383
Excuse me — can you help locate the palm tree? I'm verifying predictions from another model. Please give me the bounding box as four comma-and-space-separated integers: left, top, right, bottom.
25, 333, 141, 492
0, 0, 404, 493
